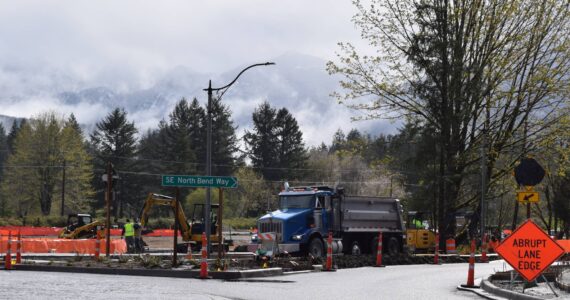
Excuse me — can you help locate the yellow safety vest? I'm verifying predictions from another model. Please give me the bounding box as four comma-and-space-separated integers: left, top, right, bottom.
124, 223, 135, 237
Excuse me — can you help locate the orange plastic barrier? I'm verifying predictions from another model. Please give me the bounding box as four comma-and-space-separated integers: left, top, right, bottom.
0, 236, 126, 254
0, 226, 181, 237
556, 240, 570, 253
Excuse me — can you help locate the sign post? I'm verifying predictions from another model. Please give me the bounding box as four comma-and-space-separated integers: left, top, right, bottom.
495, 219, 564, 282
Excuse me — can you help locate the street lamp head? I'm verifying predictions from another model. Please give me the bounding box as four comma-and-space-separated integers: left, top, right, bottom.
264, 62, 276, 66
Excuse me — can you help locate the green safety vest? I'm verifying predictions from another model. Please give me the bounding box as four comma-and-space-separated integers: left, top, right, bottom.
124, 223, 135, 237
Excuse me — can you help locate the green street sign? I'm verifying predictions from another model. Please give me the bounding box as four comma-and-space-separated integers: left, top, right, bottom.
162, 175, 238, 188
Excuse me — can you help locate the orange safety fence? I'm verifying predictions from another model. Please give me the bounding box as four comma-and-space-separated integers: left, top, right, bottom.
0, 226, 180, 237
0, 236, 126, 254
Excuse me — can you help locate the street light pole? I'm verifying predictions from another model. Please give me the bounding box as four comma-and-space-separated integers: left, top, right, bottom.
203, 62, 274, 257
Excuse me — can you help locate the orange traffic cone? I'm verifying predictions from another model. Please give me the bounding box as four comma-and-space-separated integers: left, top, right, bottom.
461, 239, 478, 288
375, 231, 385, 267
199, 232, 209, 279
324, 231, 335, 271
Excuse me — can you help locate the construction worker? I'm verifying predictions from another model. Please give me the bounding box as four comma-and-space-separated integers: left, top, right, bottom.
122, 219, 135, 253
134, 218, 143, 253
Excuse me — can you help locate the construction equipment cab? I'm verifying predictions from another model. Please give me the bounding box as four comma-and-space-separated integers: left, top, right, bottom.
139, 193, 224, 252
406, 211, 436, 252
59, 213, 103, 239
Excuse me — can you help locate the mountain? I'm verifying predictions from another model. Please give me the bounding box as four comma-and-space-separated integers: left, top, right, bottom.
0, 53, 398, 146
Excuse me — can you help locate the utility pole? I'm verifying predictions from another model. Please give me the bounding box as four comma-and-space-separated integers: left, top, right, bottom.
205, 80, 213, 258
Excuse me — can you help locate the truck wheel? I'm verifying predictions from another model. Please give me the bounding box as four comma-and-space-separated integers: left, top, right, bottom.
308, 237, 324, 258
387, 237, 400, 256
351, 241, 362, 255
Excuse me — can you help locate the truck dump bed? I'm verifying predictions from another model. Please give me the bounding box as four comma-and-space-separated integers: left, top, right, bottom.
340, 196, 404, 233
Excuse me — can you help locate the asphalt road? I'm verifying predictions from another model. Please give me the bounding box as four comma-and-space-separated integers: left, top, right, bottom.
1, 260, 511, 299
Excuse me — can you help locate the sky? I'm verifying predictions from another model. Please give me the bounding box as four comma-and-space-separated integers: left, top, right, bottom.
0, 1, 392, 146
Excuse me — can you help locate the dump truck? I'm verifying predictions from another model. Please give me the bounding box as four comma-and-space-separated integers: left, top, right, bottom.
139, 192, 227, 252
250, 183, 406, 257
59, 213, 104, 239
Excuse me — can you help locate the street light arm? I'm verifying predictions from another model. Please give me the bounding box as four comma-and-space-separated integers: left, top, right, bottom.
204, 62, 275, 92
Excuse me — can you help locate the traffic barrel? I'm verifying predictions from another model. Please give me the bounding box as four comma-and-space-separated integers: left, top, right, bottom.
446, 238, 457, 254
461, 239, 477, 288
199, 232, 209, 279
434, 233, 439, 265
16, 231, 21, 264
481, 234, 488, 263
375, 231, 385, 267
325, 231, 334, 271
5, 231, 12, 270
94, 232, 101, 260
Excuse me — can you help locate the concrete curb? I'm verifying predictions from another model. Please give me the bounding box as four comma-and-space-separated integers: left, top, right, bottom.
11, 264, 283, 280
481, 276, 543, 300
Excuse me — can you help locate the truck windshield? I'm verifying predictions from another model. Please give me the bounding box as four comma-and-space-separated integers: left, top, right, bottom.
279, 195, 314, 209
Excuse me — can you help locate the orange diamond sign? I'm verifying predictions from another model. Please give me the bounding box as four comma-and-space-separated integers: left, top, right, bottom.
495, 219, 564, 282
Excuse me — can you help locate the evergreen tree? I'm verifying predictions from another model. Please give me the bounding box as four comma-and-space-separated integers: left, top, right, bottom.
65, 113, 83, 136
165, 98, 197, 174
7, 119, 25, 154
90, 108, 138, 218
329, 129, 346, 154
244, 102, 307, 181
210, 97, 238, 176
244, 102, 279, 180
188, 98, 206, 168
275, 108, 307, 180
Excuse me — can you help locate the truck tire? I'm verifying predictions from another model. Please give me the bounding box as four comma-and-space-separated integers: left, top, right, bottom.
387, 237, 400, 256
308, 237, 324, 258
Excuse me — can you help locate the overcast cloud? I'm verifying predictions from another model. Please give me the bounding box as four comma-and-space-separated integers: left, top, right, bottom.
0, 0, 394, 146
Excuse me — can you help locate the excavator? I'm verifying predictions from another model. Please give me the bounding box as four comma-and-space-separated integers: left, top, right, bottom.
139, 192, 227, 252
59, 213, 104, 239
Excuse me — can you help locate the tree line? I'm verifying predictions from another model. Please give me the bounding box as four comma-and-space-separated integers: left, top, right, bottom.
0, 97, 409, 224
